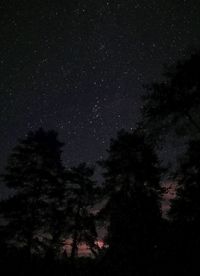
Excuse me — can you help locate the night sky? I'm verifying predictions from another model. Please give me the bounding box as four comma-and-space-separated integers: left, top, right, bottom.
0, 0, 200, 182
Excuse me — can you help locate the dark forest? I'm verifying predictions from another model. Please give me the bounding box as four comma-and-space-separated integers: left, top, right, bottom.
1, 51, 200, 275
1, 1, 200, 275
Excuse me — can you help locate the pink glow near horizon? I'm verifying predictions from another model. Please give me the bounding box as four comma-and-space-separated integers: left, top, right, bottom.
162, 181, 177, 216
63, 239, 105, 257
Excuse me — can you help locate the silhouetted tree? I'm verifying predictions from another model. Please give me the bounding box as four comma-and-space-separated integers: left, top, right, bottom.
0, 128, 66, 260
143, 50, 200, 141
67, 163, 98, 260
99, 129, 163, 275
168, 139, 200, 275
138, 50, 200, 276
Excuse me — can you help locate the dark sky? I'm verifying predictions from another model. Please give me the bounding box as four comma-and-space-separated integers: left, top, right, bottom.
0, 0, 200, 176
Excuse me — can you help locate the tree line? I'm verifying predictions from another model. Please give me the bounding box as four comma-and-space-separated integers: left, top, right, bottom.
0, 50, 200, 275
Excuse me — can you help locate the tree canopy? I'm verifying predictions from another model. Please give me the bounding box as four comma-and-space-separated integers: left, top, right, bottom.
143, 50, 200, 140
99, 129, 163, 275
0, 128, 66, 258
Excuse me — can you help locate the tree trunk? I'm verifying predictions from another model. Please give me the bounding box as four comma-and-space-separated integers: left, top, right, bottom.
70, 204, 81, 260
70, 229, 78, 260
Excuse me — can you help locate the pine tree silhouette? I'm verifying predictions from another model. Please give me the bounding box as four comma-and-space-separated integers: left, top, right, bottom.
99, 129, 163, 275
143, 50, 200, 141
0, 128, 66, 261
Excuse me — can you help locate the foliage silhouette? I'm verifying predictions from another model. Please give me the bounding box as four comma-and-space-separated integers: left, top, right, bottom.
66, 163, 99, 259
167, 139, 200, 275
143, 50, 200, 141
141, 49, 200, 275
99, 129, 163, 275
0, 128, 66, 260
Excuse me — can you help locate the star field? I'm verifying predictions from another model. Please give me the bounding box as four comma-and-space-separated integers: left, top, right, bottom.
0, 0, 200, 177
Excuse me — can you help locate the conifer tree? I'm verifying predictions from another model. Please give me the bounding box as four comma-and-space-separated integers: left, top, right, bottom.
100, 129, 163, 275
0, 128, 66, 259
